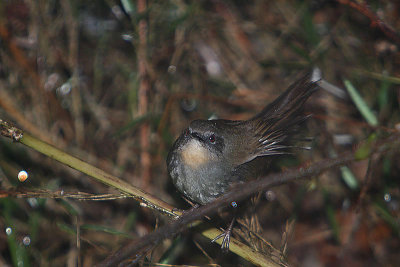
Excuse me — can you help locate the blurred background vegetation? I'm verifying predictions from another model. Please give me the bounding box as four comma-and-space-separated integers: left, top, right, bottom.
0, 0, 399, 266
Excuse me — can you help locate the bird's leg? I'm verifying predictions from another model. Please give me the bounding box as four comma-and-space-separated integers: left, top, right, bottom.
211, 216, 236, 251
211, 201, 238, 251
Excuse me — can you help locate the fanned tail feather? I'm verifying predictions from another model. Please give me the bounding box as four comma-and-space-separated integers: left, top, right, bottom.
248, 72, 320, 158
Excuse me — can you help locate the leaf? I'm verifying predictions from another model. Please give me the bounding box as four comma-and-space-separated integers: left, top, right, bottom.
344, 79, 378, 126
121, 0, 135, 15
340, 166, 358, 190
355, 133, 377, 160
81, 224, 134, 238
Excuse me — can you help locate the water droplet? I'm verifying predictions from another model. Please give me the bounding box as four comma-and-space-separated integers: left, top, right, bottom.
121, 34, 133, 41
180, 98, 197, 112
384, 193, 391, 202
140, 202, 148, 208
5, 227, 12, 235
27, 198, 38, 208
18, 170, 28, 182
206, 61, 221, 76
168, 65, 176, 74
58, 82, 72, 95
22, 236, 31, 246
231, 201, 237, 208
60, 190, 65, 196
265, 190, 276, 201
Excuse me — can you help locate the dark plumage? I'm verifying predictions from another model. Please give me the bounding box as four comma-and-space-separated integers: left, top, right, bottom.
167, 73, 320, 205
167, 72, 320, 250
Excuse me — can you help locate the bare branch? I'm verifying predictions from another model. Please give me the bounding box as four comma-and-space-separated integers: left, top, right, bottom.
98, 151, 358, 266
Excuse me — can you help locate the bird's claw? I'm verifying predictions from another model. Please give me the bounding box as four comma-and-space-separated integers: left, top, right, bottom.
211, 228, 232, 252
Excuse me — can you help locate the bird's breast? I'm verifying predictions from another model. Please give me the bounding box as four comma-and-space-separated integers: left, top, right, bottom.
180, 138, 213, 169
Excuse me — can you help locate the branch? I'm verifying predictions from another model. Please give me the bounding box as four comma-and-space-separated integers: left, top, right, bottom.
137, 0, 151, 188
2, 118, 397, 266
97, 152, 357, 266
98, 132, 399, 266
337, 0, 400, 46
0, 118, 278, 266
0, 118, 178, 218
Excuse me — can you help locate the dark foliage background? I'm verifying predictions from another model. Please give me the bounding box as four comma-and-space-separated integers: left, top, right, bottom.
0, 0, 399, 266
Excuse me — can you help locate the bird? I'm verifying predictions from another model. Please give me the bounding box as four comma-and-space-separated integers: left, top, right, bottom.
167, 71, 320, 249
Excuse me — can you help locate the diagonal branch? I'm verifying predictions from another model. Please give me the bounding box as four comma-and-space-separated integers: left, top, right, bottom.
0, 118, 178, 218
98, 132, 400, 266
337, 0, 400, 46
0, 118, 279, 266
98, 151, 357, 266
2, 118, 398, 266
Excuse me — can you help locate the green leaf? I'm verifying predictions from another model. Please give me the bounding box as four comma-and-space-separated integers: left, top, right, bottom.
378, 76, 390, 111
81, 224, 134, 238
340, 166, 358, 190
355, 133, 377, 160
302, 8, 320, 46
57, 222, 76, 235
344, 79, 378, 126
121, 0, 135, 15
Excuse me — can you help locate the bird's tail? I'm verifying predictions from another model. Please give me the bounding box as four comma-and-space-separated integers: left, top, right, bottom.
248, 70, 320, 158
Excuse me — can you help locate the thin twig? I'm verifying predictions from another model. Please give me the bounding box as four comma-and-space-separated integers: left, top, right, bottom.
337, 0, 400, 46
61, 0, 84, 145
356, 152, 382, 211
137, 0, 151, 188
0, 188, 127, 201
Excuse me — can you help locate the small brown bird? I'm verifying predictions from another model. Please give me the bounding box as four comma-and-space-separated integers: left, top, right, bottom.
167, 72, 320, 249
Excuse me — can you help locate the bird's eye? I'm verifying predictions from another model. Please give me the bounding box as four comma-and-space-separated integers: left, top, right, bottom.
208, 134, 216, 144
183, 129, 190, 136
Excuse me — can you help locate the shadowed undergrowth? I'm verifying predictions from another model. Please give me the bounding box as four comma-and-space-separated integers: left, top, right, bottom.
0, 0, 400, 266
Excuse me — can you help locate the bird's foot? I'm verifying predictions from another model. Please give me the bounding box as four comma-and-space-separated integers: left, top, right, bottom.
211, 217, 235, 252
211, 228, 232, 252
